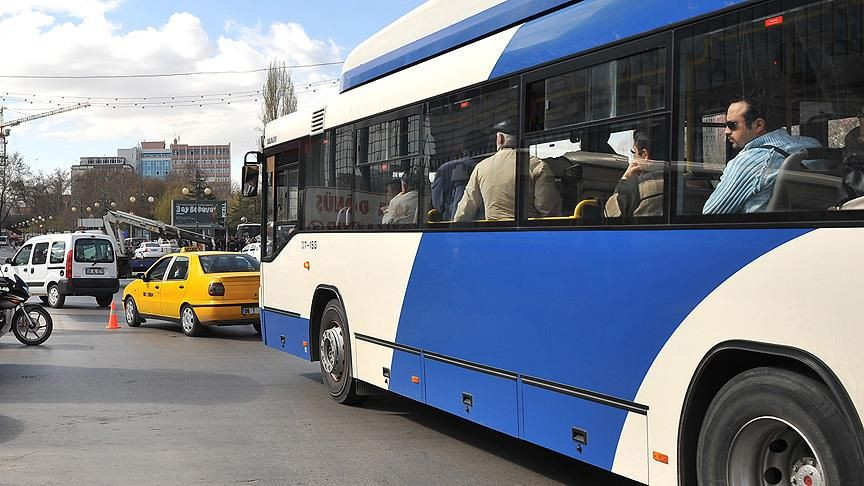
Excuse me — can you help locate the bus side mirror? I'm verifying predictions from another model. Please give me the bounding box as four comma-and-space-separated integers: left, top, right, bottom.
242, 151, 261, 197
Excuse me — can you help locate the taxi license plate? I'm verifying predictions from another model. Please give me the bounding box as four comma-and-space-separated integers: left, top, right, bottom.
85, 268, 105, 275
241, 306, 260, 315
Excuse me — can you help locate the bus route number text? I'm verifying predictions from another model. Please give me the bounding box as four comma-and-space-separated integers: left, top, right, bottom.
300, 240, 318, 251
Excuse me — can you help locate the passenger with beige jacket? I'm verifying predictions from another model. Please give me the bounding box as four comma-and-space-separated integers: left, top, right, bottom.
453, 131, 561, 221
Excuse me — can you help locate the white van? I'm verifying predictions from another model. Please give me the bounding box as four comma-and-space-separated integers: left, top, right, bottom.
1, 233, 119, 308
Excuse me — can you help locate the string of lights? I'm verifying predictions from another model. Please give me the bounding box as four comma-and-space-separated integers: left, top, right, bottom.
2, 78, 338, 101
0, 62, 344, 79
0, 79, 341, 110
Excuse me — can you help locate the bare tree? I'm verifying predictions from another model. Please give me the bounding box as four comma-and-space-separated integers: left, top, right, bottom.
258, 59, 299, 148
0, 153, 32, 228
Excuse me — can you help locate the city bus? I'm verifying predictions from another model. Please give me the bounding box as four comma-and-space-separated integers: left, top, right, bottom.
235, 223, 261, 239
245, 0, 864, 484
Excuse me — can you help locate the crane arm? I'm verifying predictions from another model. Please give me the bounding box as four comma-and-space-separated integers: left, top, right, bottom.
0, 103, 90, 129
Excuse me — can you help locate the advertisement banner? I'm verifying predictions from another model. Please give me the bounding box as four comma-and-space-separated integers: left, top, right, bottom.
171, 200, 227, 228
303, 187, 390, 230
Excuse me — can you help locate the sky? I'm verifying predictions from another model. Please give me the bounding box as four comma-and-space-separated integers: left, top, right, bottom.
0, 0, 427, 181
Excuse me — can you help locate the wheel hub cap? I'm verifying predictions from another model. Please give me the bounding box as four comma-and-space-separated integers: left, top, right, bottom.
126, 303, 134, 322
727, 416, 826, 486
791, 458, 824, 486
17, 311, 45, 338
320, 325, 344, 375
182, 310, 194, 331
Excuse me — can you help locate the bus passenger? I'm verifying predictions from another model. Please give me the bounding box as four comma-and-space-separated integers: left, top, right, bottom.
432, 157, 481, 221
605, 129, 664, 218
703, 93, 822, 214
453, 130, 561, 221
382, 172, 418, 225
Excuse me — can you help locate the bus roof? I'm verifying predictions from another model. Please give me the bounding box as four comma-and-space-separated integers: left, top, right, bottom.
264, 0, 751, 149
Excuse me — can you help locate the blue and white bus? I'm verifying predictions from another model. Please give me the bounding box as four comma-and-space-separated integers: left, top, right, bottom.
245, 1, 864, 484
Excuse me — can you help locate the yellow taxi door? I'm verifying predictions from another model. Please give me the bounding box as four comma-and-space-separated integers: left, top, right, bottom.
159, 256, 189, 318
138, 257, 171, 315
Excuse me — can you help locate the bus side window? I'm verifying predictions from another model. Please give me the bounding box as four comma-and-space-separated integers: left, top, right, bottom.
675, 1, 864, 220
524, 116, 668, 225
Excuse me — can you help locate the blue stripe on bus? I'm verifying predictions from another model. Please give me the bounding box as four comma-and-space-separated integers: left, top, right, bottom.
393, 228, 809, 466
489, 0, 749, 79
262, 309, 311, 359
340, 0, 573, 92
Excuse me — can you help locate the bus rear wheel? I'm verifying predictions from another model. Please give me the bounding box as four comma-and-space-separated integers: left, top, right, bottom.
697, 367, 863, 486
318, 299, 365, 405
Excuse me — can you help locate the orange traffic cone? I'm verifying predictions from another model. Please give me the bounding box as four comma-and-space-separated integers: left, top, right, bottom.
106, 300, 121, 329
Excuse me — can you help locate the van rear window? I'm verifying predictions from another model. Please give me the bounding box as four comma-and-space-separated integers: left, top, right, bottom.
75, 239, 114, 263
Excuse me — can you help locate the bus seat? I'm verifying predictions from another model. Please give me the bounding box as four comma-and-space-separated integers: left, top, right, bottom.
767, 148, 844, 212
528, 198, 599, 221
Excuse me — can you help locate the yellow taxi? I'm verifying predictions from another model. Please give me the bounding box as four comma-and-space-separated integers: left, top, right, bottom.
122, 251, 260, 336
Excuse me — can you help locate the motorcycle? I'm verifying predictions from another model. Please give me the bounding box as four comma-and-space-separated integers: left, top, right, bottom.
0, 274, 53, 346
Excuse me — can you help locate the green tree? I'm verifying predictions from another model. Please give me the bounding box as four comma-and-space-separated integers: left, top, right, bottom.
228, 181, 261, 231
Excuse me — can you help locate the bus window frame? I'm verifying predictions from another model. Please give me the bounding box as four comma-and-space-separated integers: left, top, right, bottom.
519, 31, 674, 227
261, 138, 307, 263
326, 105, 425, 231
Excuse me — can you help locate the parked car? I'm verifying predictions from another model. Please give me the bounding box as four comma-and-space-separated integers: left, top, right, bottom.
124, 237, 147, 255
123, 251, 260, 336
1, 233, 119, 308
133, 242, 165, 259
241, 242, 260, 261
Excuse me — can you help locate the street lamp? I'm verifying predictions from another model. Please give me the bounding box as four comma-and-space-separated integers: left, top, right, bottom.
128, 194, 156, 236
181, 185, 212, 235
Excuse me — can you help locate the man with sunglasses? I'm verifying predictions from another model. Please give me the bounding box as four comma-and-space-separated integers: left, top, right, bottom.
703, 93, 821, 214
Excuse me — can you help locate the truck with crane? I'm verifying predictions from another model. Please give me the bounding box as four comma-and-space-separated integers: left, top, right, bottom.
95, 210, 216, 277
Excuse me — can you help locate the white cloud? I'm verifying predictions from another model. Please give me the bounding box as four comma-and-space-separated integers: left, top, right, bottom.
0, 0, 344, 179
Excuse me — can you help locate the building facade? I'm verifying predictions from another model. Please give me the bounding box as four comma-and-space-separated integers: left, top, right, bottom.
139, 141, 172, 179
71, 156, 134, 177
170, 140, 231, 185
117, 147, 139, 173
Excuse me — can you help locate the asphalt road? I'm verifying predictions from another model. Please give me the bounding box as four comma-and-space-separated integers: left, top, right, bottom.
0, 277, 641, 485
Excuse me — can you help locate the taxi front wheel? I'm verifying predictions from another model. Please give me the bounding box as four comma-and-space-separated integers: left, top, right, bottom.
180, 305, 204, 337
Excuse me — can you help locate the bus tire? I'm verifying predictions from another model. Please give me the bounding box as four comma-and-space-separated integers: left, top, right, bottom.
318, 299, 365, 405
697, 367, 863, 486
